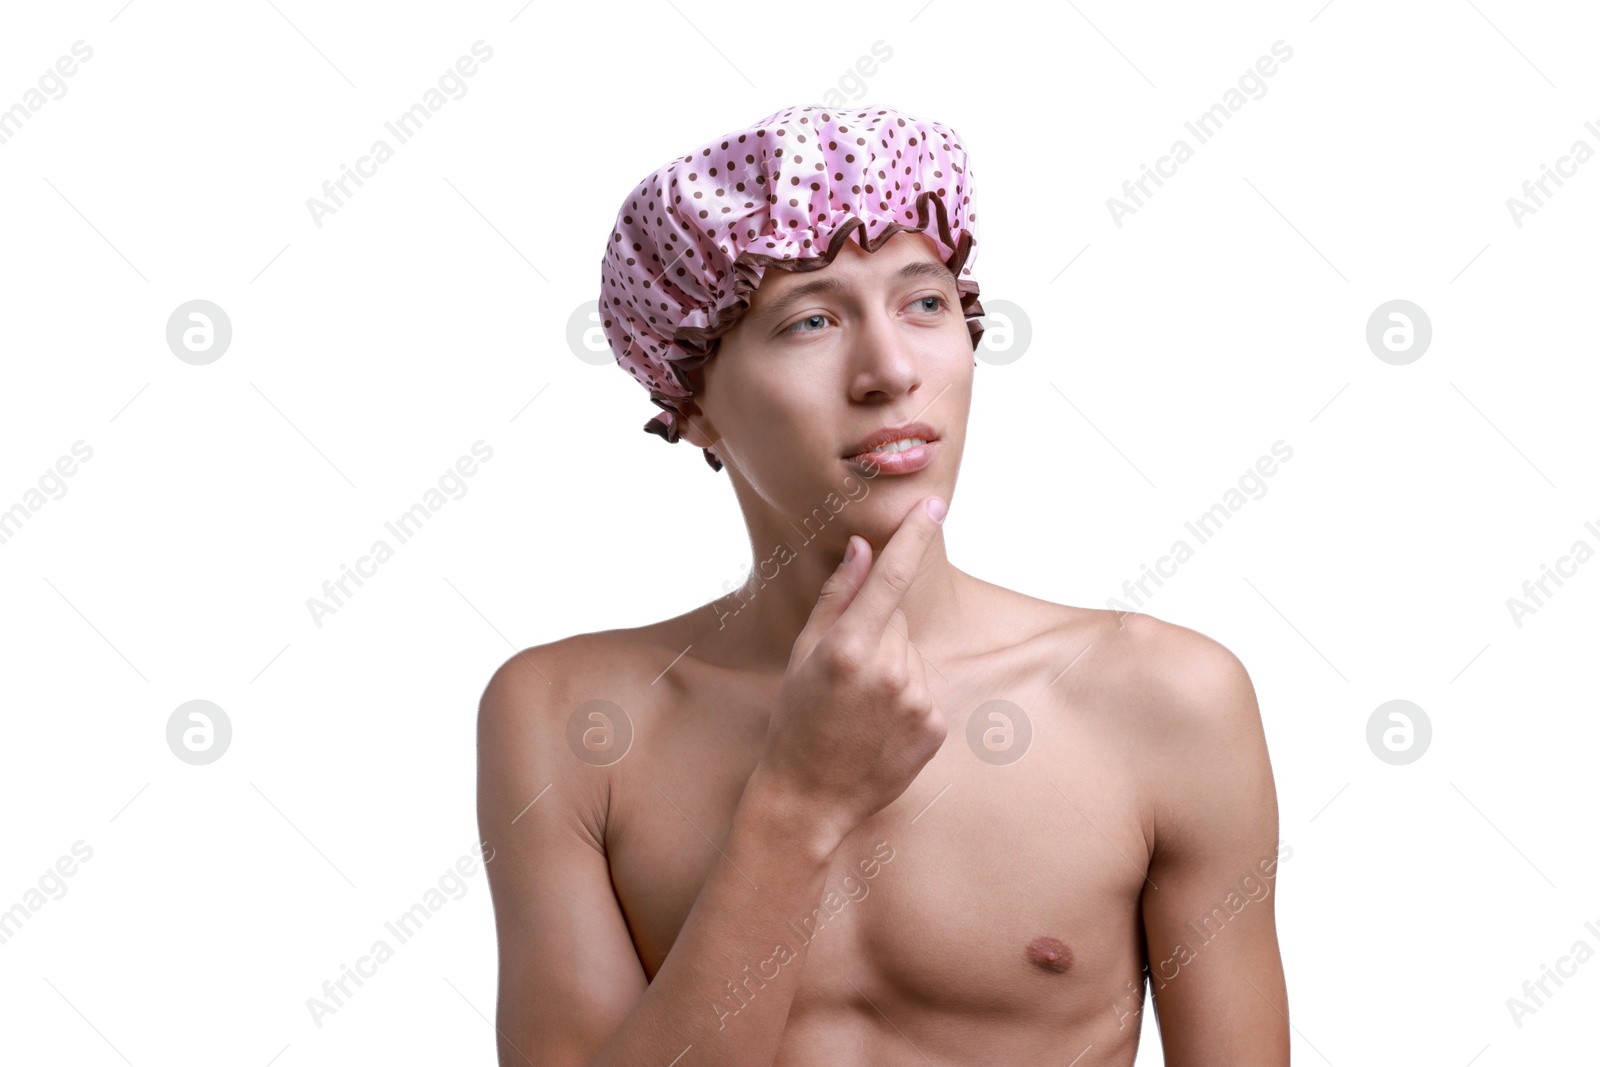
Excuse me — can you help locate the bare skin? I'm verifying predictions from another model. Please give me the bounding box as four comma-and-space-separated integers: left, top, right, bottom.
478, 232, 1289, 1065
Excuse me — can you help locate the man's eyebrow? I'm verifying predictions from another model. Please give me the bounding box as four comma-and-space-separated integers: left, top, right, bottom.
749, 260, 959, 326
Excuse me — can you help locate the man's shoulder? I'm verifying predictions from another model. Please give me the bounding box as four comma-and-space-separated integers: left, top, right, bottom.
480, 627, 635, 695
1106, 608, 1248, 671
478, 618, 695, 715
1099, 609, 1261, 736
1022, 595, 1217, 663
474, 625, 683, 816
1030, 601, 1254, 725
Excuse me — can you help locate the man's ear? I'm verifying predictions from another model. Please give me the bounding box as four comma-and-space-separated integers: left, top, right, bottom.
675, 366, 720, 450
676, 404, 723, 471
678, 410, 718, 451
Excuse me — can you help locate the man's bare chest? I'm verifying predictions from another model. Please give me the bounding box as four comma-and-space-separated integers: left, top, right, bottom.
600, 649, 1154, 1028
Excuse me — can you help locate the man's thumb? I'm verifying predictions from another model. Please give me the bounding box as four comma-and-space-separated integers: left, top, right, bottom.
825, 535, 867, 601
793, 535, 868, 663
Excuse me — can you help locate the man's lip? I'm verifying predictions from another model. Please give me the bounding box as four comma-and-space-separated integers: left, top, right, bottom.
842, 421, 941, 457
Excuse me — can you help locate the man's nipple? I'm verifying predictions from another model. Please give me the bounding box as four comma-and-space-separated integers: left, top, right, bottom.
1025, 935, 1074, 974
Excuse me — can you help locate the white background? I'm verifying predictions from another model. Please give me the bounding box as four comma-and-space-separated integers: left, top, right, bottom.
1, 0, 1596, 1063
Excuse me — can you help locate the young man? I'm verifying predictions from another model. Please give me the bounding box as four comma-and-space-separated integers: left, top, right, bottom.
477, 105, 1289, 1066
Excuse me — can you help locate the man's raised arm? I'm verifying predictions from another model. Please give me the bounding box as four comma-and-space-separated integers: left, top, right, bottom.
476, 642, 841, 1067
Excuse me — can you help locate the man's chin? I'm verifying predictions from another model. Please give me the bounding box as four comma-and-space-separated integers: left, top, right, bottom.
817, 480, 949, 540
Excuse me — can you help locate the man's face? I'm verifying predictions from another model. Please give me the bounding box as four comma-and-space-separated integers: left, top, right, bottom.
688, 230, 973, 536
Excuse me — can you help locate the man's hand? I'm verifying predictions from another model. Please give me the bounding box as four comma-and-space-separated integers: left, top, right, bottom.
753, 496, 951, 849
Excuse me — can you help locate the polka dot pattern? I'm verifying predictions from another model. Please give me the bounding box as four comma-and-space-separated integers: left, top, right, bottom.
598, 103, 986, 472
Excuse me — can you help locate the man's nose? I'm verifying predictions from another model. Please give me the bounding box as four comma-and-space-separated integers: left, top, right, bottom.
850, 310, 921, 399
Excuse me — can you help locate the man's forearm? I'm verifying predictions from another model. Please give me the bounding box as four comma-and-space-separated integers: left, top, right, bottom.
583, 769, 842, 1067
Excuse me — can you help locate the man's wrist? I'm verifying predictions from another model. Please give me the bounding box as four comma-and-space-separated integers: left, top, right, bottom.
736, 767, 847, 866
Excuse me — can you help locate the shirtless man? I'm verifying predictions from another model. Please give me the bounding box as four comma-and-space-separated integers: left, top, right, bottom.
477, 105, 1289, 1065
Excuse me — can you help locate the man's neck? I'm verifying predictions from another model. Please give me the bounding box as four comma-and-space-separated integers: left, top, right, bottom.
698, 524, 980, 675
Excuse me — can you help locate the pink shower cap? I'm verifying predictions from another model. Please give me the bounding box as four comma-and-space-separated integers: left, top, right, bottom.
598, 103, 985, 472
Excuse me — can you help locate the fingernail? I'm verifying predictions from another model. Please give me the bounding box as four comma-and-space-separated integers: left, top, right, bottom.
843, 536, 858, 563
926, 497, 947, 524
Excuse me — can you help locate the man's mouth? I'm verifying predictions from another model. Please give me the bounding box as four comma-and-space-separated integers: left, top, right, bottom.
842, 421, 940, 458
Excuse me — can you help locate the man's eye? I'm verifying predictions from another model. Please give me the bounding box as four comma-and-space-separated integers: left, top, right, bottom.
783, 314, 828, 335
783, 297, 947, 335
